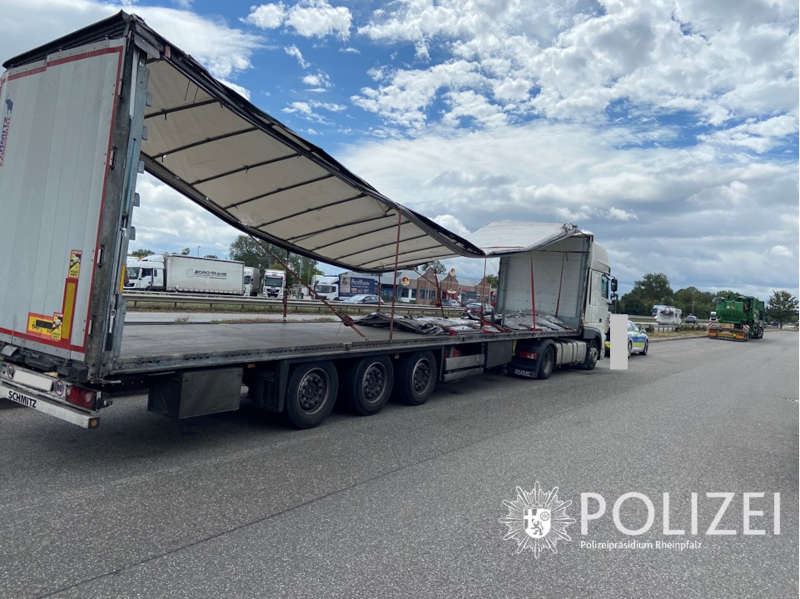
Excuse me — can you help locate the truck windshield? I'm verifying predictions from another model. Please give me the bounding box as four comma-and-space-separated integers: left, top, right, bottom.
127, 267, 140, 279
265, 277, 283, 287
316, 285, 335, 293
243, 275, 252, 284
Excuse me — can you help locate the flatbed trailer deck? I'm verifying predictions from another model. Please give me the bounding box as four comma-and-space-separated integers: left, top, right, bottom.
115, 321, 577, 374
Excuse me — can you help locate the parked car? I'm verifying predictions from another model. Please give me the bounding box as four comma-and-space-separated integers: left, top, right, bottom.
463, 302, 494, 319
605, 320, 649, 357
342, 294, 383, 304
685, 314, 697, 323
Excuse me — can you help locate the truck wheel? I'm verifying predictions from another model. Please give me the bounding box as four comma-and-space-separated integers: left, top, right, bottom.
394, 351, 437, 405
582, 341, 599, 370
342, 356, 394, 415
537, 346, 555, 379
285, 361, 338, 429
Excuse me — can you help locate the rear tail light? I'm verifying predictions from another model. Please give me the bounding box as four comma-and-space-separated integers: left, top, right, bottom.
518, 351, 538, 360
67, 386, 98, 410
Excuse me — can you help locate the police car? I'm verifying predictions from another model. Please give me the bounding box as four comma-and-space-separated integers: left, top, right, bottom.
604, 319, 649, 357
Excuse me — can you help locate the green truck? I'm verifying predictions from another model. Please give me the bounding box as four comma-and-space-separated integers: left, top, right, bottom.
708, 295, 765, 341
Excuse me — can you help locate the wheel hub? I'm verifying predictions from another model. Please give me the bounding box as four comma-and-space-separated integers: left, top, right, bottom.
298, 369, 329, 413
361, 362, 387, 403
411, 359, 432, 394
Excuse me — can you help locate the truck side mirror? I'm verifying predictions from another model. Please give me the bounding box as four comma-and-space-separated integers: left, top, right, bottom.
611, 278, 618, 292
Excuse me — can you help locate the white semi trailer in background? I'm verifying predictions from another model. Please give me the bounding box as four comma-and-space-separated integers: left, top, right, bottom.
124, 254, 244, 295
0, 13, 616, 432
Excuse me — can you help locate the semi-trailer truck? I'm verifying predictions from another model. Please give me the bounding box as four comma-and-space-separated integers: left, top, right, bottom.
124, 254, 244, 294
0, 12, 617, 431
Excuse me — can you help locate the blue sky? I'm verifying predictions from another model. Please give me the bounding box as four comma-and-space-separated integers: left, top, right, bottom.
1, 0, 797, 298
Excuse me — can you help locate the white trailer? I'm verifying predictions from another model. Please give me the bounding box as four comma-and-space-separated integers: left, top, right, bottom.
243, 266, 261, 297
125, 255, 243, 294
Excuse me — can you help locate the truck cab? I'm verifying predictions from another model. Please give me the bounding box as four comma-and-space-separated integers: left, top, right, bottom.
262, 269, 286, 298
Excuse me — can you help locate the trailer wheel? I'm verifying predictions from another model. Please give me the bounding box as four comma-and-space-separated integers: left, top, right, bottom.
285, 362, 338, 429
394, 351, 437, 405
537, 346, 555, 379
582, 341, 599, 370
342, 356, 394, 415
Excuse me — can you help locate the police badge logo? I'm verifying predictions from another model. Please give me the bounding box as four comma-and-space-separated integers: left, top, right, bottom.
499, 481, 575, 558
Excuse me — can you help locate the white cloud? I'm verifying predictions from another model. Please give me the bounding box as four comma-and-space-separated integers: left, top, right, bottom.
0, 1, 263, 80
339, 120, 798, 295
302, 71, 332, 89
246, 1, 351, 39
283, 99, 346, 123
131, 174, 241, 257
351, 60, 486, 129
218, 78, 251, 100
244, 3, 286, 29
355, 0, 798, 133
699, 115, 798, 153
770, 245, 792, 257
284, 44, 309, 68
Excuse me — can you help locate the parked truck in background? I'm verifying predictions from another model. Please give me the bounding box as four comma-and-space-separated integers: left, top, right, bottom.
243, 266, 261, 297
262, 269, 286, 298
707, 294, 765, 341
312, 275, 340, 300
338, 273, 379, 298
124, 254, 244, 295
0, 13, 617, 432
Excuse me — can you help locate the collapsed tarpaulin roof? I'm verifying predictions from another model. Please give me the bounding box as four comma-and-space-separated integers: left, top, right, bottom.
463, 221, 589, 255
4, 11, 484, 273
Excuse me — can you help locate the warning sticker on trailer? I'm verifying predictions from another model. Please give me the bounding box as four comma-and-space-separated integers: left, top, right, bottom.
68, 250, 82, 278
27, 312, 64, 342
26, 249, 81, 344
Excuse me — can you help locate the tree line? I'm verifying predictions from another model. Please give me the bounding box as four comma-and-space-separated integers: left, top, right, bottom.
617, 273, 799, 325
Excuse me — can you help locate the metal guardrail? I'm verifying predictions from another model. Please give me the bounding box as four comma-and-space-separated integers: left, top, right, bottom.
122, 291, 464, 317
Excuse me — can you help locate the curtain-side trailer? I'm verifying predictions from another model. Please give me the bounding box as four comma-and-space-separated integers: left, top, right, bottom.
0, 13, 616, 431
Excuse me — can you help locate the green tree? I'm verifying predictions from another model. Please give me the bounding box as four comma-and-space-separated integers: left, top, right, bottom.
485, 274, 499, 289
618, 273, 674, 315
129, 248, 154, 259
204, 254, 218, 259
180, 247, 191, 256
229, 235, 317, 286
422, 260, 446, 275
767, 290, 799, 327
674, 286, 715, 319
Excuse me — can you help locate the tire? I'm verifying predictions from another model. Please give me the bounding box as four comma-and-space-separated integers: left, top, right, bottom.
641, 340, 648, 356
341, 356, 394, 416
394, 351, 437, 405
627, 340, 633, 357
582, 340, 599, 370
285, 361, 338, 429
537, 346, 555, 379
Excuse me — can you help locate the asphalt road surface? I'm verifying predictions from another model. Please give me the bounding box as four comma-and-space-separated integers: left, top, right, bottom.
1, 334, 797, 598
